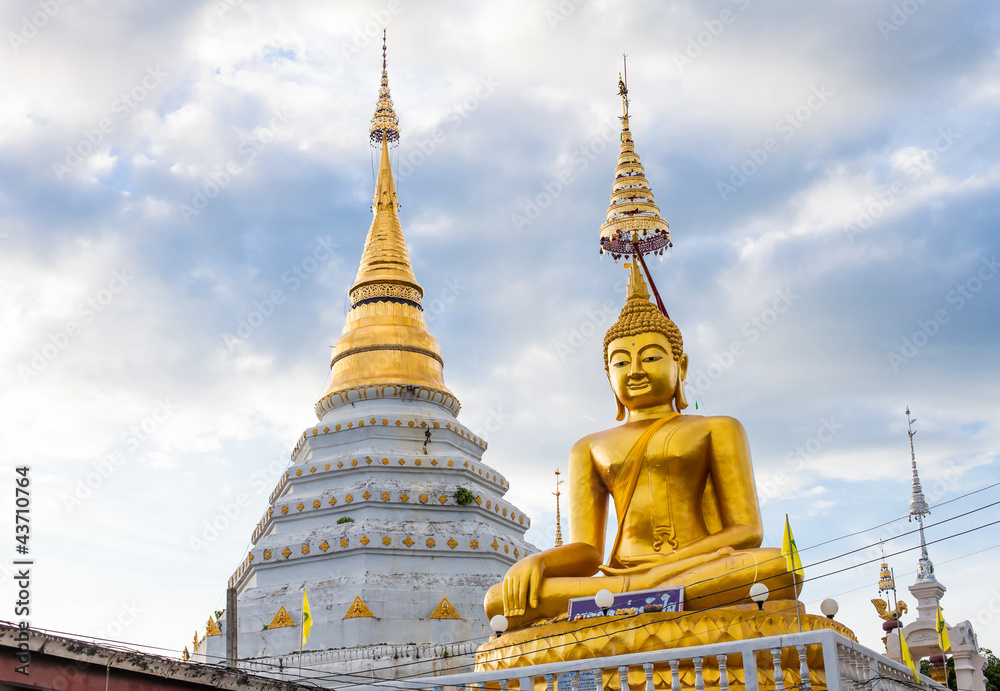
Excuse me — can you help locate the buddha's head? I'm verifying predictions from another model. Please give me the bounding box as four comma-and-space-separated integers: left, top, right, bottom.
603, 262, 688, 421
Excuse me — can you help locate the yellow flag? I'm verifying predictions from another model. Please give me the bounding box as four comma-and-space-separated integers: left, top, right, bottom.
900, 631, 920, 682
781, 516, 804, 577
936, 606, 951, 654
302, 589, 312, 646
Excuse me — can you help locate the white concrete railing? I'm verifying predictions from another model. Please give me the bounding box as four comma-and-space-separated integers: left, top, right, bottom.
348, 629, 948, 691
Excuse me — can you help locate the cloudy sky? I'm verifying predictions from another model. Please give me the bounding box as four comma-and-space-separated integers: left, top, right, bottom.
1, 0, 999, 664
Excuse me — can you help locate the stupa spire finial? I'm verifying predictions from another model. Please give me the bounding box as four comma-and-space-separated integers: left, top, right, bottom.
600, 58, 672, 317
553, 468, 564, 547
370, 29, 399, 146
906, 407, 936, 582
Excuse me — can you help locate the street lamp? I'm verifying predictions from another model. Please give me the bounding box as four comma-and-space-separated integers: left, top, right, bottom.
595, 589, 615, 616
490, 614, 508, 639
749, 583, 769, 611
820, 598, 839, 619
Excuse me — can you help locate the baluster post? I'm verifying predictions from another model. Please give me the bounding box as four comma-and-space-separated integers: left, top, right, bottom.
771, 648, 785, 691
718, 654, 730, 691
797, 644, 812, 691
669, 659, 681, 691
642, 663, 654, 691
618, 665, 630, 691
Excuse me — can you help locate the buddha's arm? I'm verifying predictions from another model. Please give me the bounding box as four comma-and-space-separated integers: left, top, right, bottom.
499, 439, 606, 617
665, 417, 764, 561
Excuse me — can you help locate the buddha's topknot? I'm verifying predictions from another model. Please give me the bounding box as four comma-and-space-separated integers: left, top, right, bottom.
603, 299, 684, 370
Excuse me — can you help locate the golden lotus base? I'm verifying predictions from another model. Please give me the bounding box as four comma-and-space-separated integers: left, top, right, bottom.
475, 601, 857, 691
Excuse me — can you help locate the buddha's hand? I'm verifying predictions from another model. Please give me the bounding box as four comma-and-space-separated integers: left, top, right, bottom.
502, 553, 544, 617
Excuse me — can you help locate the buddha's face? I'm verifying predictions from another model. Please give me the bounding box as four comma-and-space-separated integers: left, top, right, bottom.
607, 332, 688, 414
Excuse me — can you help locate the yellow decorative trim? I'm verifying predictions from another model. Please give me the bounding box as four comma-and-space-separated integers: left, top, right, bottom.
345, 494, 354, 503
439, 494, 448, 504
267, 606, 296, 629
398, 458, 405, 465
362, 491, 371, 500
264, 550, 272, 560
431, 460, 438, 466
415, 459, 421, 466
470, 540, 479, 549
281, 505, 288, 514
419, 494, 428, 503
403, 536, 414, 547
296, 469, 302, 476
400, 493, 409, 502
344, 596, 375, 619
448, 460, 454, 467
323, 427, 329, 433
282, 547, 291, 558
381, 492, 390, 501
192, 632, 199, 651
504, 545, 509, 553
491, 539, 499, 551
313, 500, 320, 509
340, 538, 349, 548
329, 497, 337, 506
206, 617, 222, 637
297, 502, 305, 511
382, 536, 391, 546
301, 544, 310, 554
320, 540, 330, 552
337, 461, 344, 468
426, 538, 436, 548
324, 463, 331, 470
447, 538, 458, 549
351, 459, 357, 466
475, 496, 482, 505
514, 548, 520, 558
360, 535, 370, 546
182, 646, 189, 661
429, 597, 463, 620
310, 466, 316, 473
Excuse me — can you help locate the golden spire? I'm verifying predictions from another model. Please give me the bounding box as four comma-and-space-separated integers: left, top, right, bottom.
625, 254, 650, 302
317, 36, 453, 412
553, 468, 564, 547
599, 58, 671, 260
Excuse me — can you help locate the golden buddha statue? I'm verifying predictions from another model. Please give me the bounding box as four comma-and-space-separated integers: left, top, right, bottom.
484, 262, 800, 628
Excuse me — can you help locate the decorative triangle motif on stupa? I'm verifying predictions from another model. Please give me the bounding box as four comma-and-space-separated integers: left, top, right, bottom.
206, 617, 222, 637
267, 605, 296, 629
343, 595, 375, 619
428, 597, 463, 620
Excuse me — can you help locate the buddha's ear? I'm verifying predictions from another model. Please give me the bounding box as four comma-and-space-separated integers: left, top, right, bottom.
615, 394, 627, 421
674, 353, 690, 412
608, 371, 627, 421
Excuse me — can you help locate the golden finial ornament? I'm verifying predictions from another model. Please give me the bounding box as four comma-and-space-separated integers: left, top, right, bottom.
370, 29, 400, 145
599, 57, 672, 318
553, 468, 564, 547
599, 56, 671, 262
